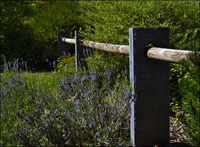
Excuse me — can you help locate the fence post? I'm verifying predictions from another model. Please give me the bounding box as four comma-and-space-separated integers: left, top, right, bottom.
129, 27, 170, 146
57, 31, 70, 57
75, 30, 87, 73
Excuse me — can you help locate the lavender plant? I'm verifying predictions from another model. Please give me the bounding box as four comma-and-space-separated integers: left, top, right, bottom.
57, 72, 131, 146
1, 56, 131, 146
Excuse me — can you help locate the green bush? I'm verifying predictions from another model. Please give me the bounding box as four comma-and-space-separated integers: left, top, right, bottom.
79, 1, 199, 48
78, 0, 199, 112
54, 54, 76, 78
179, 45, 200, 146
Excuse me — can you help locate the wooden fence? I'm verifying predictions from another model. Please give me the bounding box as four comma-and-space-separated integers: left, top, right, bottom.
57, 27, 194, 146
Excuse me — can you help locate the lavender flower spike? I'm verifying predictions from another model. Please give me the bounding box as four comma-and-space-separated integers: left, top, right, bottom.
99, 112, 105, 122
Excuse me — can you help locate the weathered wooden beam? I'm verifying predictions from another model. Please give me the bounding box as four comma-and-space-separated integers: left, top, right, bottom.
147, 47, 192, 63
61, 37, 195, 63
62, 38, 129, 55
83, 41, 129, 55
61, 38, 75, 44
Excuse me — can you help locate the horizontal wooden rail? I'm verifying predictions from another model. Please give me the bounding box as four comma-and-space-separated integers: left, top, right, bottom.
62, 38, 129, 55
62, 38, 75, 44
147, 47, 193, 63
61, 37, 195, 63
83, 41, 129, 55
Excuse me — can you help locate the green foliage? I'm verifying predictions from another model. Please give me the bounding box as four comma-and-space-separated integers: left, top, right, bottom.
79, 1, 199, 47
0, 1, 84, 71
29, 1, 83, 65
54, 55, 76, 77
0, 1, 37, 70
85, 50, 128, 75
179, 45, 200, 146
78, 1, 199, 89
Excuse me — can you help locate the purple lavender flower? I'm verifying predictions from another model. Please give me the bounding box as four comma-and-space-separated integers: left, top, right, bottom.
90, 74, 98, 81
0, 97, 4, 107
8, 61, 11, 68
1, 113, 4, 120
63, 51, 66, 55
1, 87, 8, 96
72, 76, 80, 83
56, 94, 61, 99
110, 91, 115, 97
53, 61, 56, 66
99, 112, 105, 122
95, 131, 99, 136
63, 79, 70, 85
59, 83, 70, 92
81, 75, 90, 81
84, 88, 91, 96
125, 66, 128, 74
125, 89, 131, 99
18, 131, 21, 136
23, 128, 28, 134
76, 108, 80, 113
104, 71, 112, 77
38, 97, 43, 102
35, 108, 42, 113
104, 65, 107, 70
25, 62, 27, 69
65, 64, 67, 70
68, 111, 73, 117
89, 122, 95, 128
119, 94, 123, 101
86, 48, 88, 54
74, 100, 80, 106
65, 85, 71, 92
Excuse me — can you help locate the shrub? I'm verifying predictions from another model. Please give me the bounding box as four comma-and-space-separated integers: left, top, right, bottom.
54, 54, 76, 77
1, 57, 131, 146
179, 45, 200, 146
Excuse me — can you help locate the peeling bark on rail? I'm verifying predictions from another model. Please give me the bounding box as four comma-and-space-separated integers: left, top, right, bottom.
147, 47, 193, 63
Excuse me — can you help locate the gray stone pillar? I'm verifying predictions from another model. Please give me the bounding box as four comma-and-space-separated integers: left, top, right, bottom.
129, 27, 170, 146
